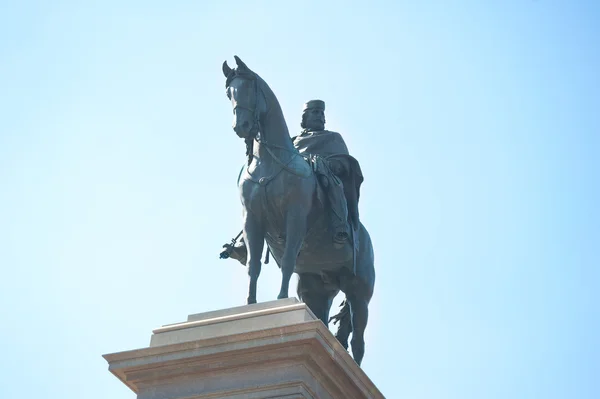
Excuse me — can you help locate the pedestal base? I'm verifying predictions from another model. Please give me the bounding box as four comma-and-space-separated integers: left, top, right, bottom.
103, 298, 384, 398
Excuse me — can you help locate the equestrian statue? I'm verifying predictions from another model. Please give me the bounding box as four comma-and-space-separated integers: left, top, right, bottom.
218, 56, 375, 366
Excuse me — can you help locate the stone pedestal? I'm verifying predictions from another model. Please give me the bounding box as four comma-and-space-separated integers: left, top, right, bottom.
103, 298, 384, 398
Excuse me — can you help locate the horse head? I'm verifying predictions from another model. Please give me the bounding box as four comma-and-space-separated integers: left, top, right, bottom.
222, 56, 267, 140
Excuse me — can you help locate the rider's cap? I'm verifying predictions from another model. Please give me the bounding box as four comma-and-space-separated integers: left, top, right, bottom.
302, 99, 325, 112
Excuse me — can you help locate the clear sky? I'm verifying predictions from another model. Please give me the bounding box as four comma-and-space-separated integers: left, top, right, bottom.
1, 1, 598, 398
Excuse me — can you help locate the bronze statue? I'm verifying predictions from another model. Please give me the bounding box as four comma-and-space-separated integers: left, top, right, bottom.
220, 56, 375, 366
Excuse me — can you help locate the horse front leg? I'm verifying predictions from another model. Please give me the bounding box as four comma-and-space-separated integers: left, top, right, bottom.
243, 210, 265, 304
277, 212, 307, 300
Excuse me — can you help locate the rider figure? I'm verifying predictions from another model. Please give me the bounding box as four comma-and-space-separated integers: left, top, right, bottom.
293, 99, 358, 244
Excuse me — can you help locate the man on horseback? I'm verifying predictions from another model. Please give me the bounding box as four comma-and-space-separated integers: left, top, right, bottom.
293, 99, 364, 245
220, 99, 364, 261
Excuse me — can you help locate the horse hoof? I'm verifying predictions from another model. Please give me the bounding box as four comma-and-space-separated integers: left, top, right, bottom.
247, 298, 257, 304
277, 293, 288, 300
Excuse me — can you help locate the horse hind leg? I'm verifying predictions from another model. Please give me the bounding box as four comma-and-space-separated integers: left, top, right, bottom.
342, 224, 375, 366
297, 273, 337, 325
348, 295, 369, 366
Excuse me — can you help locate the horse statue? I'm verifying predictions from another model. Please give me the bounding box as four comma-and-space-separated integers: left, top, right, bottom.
221, 55, 375, 366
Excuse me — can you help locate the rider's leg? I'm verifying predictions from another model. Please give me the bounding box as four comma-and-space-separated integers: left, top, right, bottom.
327, 176, 350, 244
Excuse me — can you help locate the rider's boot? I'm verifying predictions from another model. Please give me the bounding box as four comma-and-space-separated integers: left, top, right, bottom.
326, 176, 351, 247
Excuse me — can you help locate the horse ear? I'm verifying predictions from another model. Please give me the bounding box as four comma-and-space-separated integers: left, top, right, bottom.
222, 60, 232, 77
234, 55, 248, 70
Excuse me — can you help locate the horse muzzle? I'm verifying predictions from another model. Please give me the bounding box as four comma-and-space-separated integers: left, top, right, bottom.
234, 121, 258, 139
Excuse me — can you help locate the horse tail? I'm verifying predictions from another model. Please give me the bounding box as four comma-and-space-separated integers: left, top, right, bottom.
329, 299, 352, 350
329, 299, 350, 324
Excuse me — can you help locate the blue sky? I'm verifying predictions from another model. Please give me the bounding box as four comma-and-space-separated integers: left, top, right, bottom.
1, 1, 598, 398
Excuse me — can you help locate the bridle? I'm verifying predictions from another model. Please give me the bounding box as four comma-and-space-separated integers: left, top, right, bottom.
226, 71, 264, 141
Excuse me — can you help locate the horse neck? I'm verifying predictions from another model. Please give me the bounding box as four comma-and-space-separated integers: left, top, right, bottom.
253, 86, 295, 160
